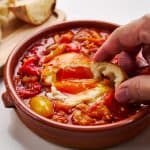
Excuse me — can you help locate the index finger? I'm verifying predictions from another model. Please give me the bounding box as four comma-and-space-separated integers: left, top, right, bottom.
93, 14, 150, 62
93, 32, 121, 61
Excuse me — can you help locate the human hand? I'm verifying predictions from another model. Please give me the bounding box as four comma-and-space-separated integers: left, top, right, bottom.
93, 14, 150, 104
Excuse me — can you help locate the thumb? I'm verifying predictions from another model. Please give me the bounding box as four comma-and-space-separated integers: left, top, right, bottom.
115, 75, 150, 103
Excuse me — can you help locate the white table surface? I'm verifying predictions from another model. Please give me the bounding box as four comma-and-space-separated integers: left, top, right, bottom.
0, 0, 150, 150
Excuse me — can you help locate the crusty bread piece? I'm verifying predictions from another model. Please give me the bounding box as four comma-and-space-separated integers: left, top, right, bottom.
0, 1, 9, 24
10, 0, 56, 25
91, 62, 127, 88
0, 0, 9, 40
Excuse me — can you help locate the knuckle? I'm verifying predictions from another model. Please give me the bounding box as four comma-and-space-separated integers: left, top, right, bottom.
133, 78, 143, 100
139, 14, 150, 43
113, 27, 123, 37
130, 76, 150, 101
139, 30, 150, 43
114, 27, 121, 33
141, 14, 150, 24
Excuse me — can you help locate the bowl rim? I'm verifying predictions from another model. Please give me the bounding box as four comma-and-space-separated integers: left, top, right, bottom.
4, 20, 150, 132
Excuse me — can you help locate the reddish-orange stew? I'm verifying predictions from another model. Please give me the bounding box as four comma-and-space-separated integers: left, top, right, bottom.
14, 28, 141, 126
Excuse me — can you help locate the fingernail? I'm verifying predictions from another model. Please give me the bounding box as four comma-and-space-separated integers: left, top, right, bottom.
115, 87, 130, 103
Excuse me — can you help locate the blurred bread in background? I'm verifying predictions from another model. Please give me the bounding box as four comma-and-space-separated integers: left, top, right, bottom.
0, 0, 56, 40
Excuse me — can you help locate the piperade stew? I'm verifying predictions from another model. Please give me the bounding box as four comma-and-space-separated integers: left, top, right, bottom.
14, 28, 141, 126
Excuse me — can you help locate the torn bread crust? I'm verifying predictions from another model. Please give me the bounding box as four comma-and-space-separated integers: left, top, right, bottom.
0, 2, 9, 24
10, 0, 56, 25
7, 0, 16, 6
0, 0, 16, 25
0, 1, 9, 40
91, 62, 127, 88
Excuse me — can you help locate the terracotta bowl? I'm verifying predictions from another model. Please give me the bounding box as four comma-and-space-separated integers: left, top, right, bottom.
2, 21, 150, 149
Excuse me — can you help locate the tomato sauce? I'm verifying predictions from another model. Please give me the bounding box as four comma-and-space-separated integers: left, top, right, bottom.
14, 28, 141, 126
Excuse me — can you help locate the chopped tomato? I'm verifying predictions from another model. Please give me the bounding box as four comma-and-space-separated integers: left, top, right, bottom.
19, 56, 40, 76
65, 43, 81, 53
43, 44, 58, 55
53, 100, 72, 113
87, 102, 112, 120
22, 76, 39, 83
104, 91, 129, 120
74, 29, 94, 42
76, 102, 112, 121
54, 31, 74, 43
85, 37, 105, 45
44, 44, 65, 63
103, 91, 114, 105
19, 63, 39, 76
17, 82, 41, 98
89, 30, 102, 39
72, 110, 95, 125
54, 79, 97, 94
76, 103, 89, 113
74, 29, 105, 46
52, 111, 68, 123
59, 31, 74, 43
23, 55, 39, 64
56, 66, 93, 80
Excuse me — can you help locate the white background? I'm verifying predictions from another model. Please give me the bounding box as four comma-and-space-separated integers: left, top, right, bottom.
0, 0, 150, 150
